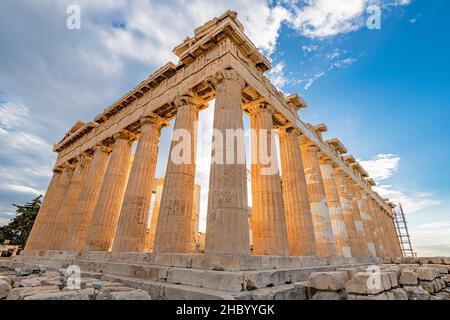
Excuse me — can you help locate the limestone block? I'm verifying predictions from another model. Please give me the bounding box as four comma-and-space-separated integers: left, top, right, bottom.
345, 272, 384, 295
309, 271, 348, 291
0, 276, 12, 285
312, 291, 347, 300
430, 257, 444, 264
391, 288, 408, 300
7, 286, 61, 300
416, 267, 436, 281
403, 285, 430, 300
399, 269, 418, 286
443, 257, 450, 265
19, 278, 42, 287
381, 273, 392, 291
425, 264, 448, 274
23, 289, 92, 300
336, 268, 360, 280
386, 271, 399, 288
348, 292, 393, 300
418, 257, 431, 264
109, 289, 151, 300
0, 280, 11, 299
419, 281, 435, 294
444, 275, 450, 286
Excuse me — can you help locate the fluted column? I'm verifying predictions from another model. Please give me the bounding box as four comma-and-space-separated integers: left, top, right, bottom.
278, 127, 316, 256
366, 197, 383, 257
356, 189, 377, 257
153, 96, 202, 253
372, 202, 388, 257
250, 103, 288, 256
319, 157, 351, 257
39, 163, 75, 250
49, 153, 92, 249
86, 131, 134, 251
300, 140, 336, 257
345, 177, 369, 257
24, 168, 62, 252
112, 114, 167, 253
205, 69, 250, 255
333, 167, 357, 257
65, 144, 111, 250
147, 178, 164, 251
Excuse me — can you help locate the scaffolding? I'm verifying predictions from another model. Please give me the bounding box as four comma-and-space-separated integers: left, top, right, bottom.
394, 203, 417, 258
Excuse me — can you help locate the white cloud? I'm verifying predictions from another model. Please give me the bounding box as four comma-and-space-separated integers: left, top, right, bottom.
304, 71, 326, 90
0, 184, 43, 196
410, 221, 450, 256
267, 62, 289, 91
360, 154, 401, 180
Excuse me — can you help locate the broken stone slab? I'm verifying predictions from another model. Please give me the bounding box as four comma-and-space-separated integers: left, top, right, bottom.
6, 286, 61, 300
416, 267, 436, 281
345, 272, 384, 295
312, 291, 347, 300
403, 285, 430, 300
443, 257, 450, 265
23, 289, 92, 300
419, 281, 435, 294
308, 271, 349, 291
336, 268, 361, 280
424, 264, 448, 274
19, 278, 42, 288
386, 271, 399, 288
429, 257, 444, 264
0, 276, 12, 285
109, 289, 151, 300
399, 269, 418, 286
348, 292, 394, 300
0, 280, 11, 299
391, 288, 408, 300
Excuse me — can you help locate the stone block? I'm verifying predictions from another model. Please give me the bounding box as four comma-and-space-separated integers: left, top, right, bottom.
386, 271, 399, 288
345, 272, 384, 295
418, 257, 431, 265
19, 278, 42, 287
399, 269, 418, 286
429, 257, 444, 264
308, 271, 349, 291
381, 273, 392, 291
0, 280, 11, 299
426, 264, 448, 274
0, 276, 12, 285
391, 288, 408, 300
312, 291, 347, 300
336, 268, 361, 280
403, 285, 430, 300
419, 281, 435, 294
416, 267, 436, 281
443, 257, 450, 265
23, 289, 92, 300
109, 289, 151, 300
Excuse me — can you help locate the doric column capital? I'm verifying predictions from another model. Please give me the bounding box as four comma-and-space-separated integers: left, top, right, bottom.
246, 99, 276, 115
140, 113, 169, 129
52, 166, 63, 174
93, 143, 113, 154
78, 151, 93, 162
113, 129, 137, 142
61, 161, 77, 171
278, 125, 301, 138
173, 94, 207, 110
210, 68, 245, 89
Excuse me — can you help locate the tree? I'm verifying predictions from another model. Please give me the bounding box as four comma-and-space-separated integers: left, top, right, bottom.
0, 195, 42, 247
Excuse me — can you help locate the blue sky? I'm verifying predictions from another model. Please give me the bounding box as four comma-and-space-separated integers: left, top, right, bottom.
0, 0, 448, 256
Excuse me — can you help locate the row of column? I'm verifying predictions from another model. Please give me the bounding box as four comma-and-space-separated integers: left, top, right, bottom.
25, 67, 401, 259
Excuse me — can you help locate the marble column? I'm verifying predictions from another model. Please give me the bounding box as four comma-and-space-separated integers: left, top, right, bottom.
190, 184, 201, 251
366, 197, 383, 257
373, 202, 388, 257
333, 167, 357, 257
39, 163, 76, 250
112, 114, 167, 253
153, 96, 201, 253
319, 157, 351, 257
86, 130, 134, 251
147, 178, 164, 251
300, 140, 336, 257
49, 153, 92, 250
345, 177, 369, 257
278, 127, 316, 256
250, 103, 288, 256
24, 168, 62, 252
205, 68, 250, 255
356, 189, 377, 257
65, 144, 111, 250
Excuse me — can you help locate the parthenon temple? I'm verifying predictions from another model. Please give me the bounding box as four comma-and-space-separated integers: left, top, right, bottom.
10, 11, 405, 299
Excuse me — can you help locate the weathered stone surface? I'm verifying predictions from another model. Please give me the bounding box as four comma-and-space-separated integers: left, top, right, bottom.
6, 286, 61, 300
24, 289, 91, 300
399, 269, 418, 286
425, 264, 448, 274
416, 267, 436, 281
386, 271, 399, 288
0, 280, 11, 299
419, 281, 435, 294
20, 278, 42, 287
0, 276, 12, 285
308, 271, 349, 291
109, 289, 151, 300
391, 288, 408, 300
443, 257, 450, 265
312, 291, 347, 300
345, 272, 383, 295
429, 257, 443, 264
403, 285, 430, 300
